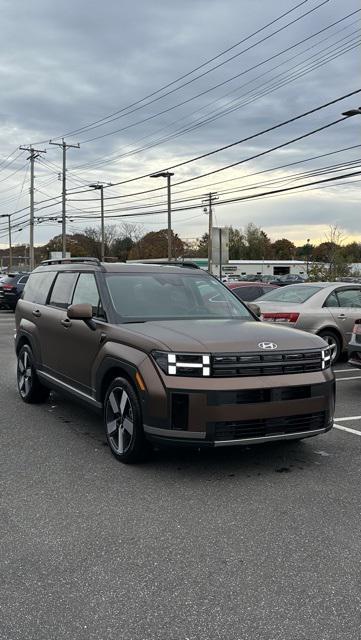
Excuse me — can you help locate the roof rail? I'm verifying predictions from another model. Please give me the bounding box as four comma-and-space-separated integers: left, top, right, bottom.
40, 257, 102, 267
137, 260, 200, 269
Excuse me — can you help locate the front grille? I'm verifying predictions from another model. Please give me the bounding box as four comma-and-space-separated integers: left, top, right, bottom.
211, 411, 327, 441
212, 349, 328, 377
208, 385, 312, 406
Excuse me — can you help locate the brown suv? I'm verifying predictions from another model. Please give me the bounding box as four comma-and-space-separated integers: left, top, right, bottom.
15, 258, 335, 463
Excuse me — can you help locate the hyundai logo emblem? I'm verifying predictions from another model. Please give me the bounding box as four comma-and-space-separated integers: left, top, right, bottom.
258, 342, 278, 350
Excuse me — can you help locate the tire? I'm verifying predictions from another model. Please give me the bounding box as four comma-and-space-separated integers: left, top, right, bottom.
104, 377, 149, 464
317, 329, 341, 363
17, 345, 50, 403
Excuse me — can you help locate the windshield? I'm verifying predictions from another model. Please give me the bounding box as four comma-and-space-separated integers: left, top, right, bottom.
256, 285, 322, 303
106, 273, 253, 321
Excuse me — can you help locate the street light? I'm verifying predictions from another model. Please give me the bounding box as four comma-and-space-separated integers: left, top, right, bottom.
150, 171, 174, 261
342, 107, 361, 117
306, 238, 311, 276
89, 182, 112, 262
0, 214, 12, 270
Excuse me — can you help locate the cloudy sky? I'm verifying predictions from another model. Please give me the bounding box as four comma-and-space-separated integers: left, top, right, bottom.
0, 0, 360, 250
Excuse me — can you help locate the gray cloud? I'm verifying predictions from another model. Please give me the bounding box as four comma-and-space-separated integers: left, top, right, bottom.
0, 0, 360, 248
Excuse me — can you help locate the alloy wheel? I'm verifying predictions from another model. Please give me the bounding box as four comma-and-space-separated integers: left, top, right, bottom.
18, 350, 33, 398
321, 335, 339, 361
106, 387, 134, 455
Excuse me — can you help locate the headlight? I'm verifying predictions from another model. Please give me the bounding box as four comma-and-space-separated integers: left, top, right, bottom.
152, 351, 211, 377
321, 347, 332, 369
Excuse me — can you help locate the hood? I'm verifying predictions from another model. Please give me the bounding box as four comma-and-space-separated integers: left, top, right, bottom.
121, 318, 325, 353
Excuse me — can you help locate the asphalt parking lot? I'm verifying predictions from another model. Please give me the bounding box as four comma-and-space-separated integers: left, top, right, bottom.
1, 312, 361, 640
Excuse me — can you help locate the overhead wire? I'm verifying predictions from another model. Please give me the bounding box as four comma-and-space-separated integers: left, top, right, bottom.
34, 0, 319, 143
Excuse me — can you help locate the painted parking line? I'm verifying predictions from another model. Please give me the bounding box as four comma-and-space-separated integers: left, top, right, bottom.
334, 416, 361, 422
334, 376, 361, 381
334, 423, 361, 437
334, 368, 360, 373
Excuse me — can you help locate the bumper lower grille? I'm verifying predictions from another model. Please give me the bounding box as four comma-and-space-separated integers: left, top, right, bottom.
211, 411, 327, 441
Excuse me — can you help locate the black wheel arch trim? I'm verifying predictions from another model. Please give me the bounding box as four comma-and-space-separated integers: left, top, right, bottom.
95, 356, 139, 403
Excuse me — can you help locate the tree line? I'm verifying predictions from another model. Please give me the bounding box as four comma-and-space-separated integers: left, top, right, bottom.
1, 223, 360, 280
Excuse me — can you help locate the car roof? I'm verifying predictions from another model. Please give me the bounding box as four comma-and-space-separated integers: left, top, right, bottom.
227, 281, 277, 288
33, 260, 203, 274
284, 281, 361, 288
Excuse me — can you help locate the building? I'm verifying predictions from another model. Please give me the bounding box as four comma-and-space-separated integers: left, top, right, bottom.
188, 258, 307, 277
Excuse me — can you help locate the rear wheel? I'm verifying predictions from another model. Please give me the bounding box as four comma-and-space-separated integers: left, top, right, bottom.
104, 377, 149, 464
317, 330, 341, 363
17, 345, 50, 403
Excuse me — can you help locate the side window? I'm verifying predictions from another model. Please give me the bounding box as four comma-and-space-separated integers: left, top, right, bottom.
234, 286, 254, 300
337, 288, 361, 308
18, 275, 29, 285
23, 272, 56, 305
324, 292, 339, 308
49, 273, 78, 309
72, 273, 104, 318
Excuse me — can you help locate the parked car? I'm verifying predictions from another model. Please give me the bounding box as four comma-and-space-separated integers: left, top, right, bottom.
15, 258, 334, 463
226, 281, 278, 302
256, 282, 361, 362
348, 319, 361, 368
272, 274, 307, 286
0, 272, 29, 310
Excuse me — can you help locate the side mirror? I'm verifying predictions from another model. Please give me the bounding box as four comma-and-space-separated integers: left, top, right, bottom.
247, 302, 261, 318
67, 303, 97, 331
67, 303, 93, 320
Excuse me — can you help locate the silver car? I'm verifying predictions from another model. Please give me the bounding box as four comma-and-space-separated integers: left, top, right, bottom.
256, 282, 361, 362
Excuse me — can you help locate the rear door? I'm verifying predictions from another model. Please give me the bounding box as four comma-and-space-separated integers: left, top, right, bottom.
42, 272, 105, 394
40, 271, 79, 378
54, 272, 106, 393
329, 287, 361, 344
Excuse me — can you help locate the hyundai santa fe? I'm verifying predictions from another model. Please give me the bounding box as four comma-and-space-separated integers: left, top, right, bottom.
15, 258, 335, 463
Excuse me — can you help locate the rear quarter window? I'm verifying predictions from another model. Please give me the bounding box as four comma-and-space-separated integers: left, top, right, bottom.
257, 285, 323, 303
23, 271, 56, 305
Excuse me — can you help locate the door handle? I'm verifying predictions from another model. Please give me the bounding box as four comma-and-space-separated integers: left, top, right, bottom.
100, 332, 107, 344
32, 309, 41, 318
337, 314, 346, 319
61, 318, 72, 328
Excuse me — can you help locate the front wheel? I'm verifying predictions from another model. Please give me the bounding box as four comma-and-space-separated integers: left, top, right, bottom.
104, 377, 149, 464
17, 345, 50, 403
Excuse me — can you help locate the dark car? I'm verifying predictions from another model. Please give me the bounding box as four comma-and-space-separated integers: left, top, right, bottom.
226, 281, 278, 302
15, 258, 334, 464
273, 274, 307, 286
0, 272, 29, 310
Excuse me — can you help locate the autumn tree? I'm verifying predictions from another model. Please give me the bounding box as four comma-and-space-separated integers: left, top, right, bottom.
272, 238, 296, 260
243, 223, 273, 259
228, 227, 246, 259
128, 229, 184, 260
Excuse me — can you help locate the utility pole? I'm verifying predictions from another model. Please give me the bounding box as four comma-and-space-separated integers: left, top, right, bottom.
202, 192, 218, 274
89, 182, 112, 261
49, 139, 80, 258
0, 214, 12, 270
19, 145, 46, 270
150, 171, 174, 261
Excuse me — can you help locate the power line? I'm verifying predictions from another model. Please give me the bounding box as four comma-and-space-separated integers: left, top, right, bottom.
32, 0, 317, 144
67, 89, 361, 199
79, 7, 358, 147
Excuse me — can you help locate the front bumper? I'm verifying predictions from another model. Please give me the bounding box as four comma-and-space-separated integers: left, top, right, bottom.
139, 361, 335, 447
